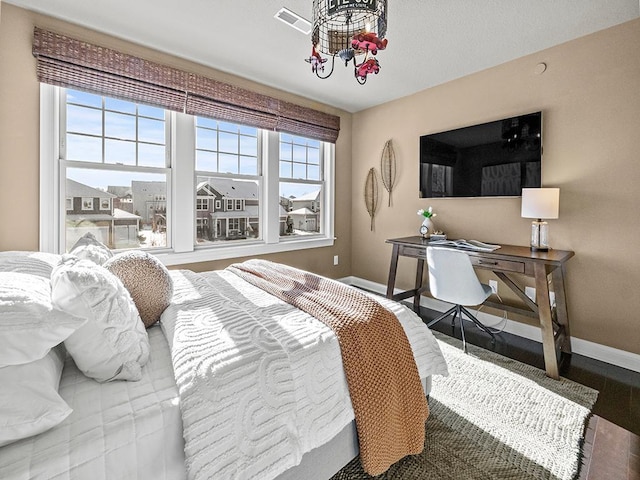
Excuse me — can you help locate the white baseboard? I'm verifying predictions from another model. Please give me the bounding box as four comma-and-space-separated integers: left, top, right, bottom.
340, 276, 640, 374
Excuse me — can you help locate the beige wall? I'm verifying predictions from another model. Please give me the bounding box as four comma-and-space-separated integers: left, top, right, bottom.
351, 18, 640, 355
0, 3, 353, 279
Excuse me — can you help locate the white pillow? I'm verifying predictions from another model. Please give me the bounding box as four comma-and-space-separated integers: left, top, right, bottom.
0, 251, 61, 278
0, 272, 86, 367
50, 255, 150, 382
0, 345, 72, 447
69, 232, 113, 265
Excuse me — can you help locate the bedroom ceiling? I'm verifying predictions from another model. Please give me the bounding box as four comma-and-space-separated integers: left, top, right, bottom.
4, 0, 639, 113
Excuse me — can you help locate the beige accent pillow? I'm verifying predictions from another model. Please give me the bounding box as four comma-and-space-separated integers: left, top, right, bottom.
69, 232, 112, 266
104, 251, 173, 328
50, 255, 150, 382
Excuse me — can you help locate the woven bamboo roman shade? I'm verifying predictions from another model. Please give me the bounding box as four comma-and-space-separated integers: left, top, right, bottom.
32, 27, 340, 143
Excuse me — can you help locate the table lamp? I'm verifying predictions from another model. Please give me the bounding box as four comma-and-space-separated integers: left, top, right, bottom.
521, 188, 560, 251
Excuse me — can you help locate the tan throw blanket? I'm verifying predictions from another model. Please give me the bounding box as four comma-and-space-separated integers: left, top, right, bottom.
227, 260, 428, 476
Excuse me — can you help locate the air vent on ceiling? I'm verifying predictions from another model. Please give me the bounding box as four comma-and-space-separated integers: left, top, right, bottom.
274, 7, 312, 35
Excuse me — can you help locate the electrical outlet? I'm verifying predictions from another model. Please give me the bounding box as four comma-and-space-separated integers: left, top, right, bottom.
333, 255, 339, 266
524, 287, 556, 307
525, 286, 536, 302
489, 280, 498, 294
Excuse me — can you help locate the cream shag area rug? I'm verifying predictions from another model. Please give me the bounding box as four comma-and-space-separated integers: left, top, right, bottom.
331, 332, 598, 480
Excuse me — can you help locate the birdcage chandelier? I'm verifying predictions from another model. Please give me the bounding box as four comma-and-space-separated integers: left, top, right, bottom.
306, 0, 389, 85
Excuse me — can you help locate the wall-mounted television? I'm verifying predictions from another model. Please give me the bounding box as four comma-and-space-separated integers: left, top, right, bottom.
419, 112, 542, 198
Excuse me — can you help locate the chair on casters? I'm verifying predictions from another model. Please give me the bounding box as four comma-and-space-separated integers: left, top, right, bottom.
426, 246, 496, 353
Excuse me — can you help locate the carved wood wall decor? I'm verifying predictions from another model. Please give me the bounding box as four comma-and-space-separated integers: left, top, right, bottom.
380, 139, 397, 207
364, 167, 379, 231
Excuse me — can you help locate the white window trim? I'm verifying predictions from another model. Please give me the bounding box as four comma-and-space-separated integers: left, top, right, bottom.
40, 85, 335, 265
40, 84, 59, 253
81, 198, 93, 210
100, 198, 111, 210
196, 198, 209, 210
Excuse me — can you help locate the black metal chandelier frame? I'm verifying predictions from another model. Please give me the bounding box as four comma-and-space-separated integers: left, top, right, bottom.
307, 0, 389, 85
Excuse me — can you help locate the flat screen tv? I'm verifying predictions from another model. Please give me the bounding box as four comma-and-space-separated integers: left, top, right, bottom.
419, 112, 542, 198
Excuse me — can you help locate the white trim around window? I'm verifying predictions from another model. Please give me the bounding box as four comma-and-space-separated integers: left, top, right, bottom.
40, 85, 335, 265
81, 197, 94, 210
40, 84, 59, 253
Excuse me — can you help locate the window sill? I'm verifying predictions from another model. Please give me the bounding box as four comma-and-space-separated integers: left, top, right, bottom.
154, 236, 335, 267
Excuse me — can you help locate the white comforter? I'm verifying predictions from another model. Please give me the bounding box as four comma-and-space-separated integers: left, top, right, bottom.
0, 268, 447, 480
161, 269, 448, 480
0, 326, 185, 480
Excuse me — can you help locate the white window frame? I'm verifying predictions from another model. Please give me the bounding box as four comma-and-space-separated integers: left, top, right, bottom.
53, 87, 172, 253
196, 198, 209, 211
81, 197, 93, 210
65, 197, 72, 210
40, 85, 335, 265
278, 134, 326, 238
100, 198, 111, 210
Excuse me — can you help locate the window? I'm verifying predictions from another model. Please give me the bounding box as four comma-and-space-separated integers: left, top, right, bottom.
279, 134, 323, 237
195, 117, 260, 244
196, 198, 209, 211
196, 118, 258, 175
81, 198, 93, 210
41, 86, 334, 264
228, 218, 240, 233
61, 89, 169, 251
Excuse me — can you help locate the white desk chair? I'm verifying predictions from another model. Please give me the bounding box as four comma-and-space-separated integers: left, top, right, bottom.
426, 246, 496, 352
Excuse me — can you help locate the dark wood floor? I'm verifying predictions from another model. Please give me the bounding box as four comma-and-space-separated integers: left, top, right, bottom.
415, 305, 640, 480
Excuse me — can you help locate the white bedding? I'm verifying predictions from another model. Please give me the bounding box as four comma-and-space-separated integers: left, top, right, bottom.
0, 326, 185, 480
0, 268, 448, 480
162, 269, 448, 480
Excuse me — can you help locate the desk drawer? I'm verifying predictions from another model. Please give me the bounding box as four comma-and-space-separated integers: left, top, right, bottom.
399, 245, 427, 259
470, 256, 525, 273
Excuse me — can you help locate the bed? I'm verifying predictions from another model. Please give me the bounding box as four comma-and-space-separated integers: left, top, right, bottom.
0, 251, 448, 480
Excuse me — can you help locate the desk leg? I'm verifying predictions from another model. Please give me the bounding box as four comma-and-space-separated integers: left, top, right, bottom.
414, 258, 425, 310
534, 263, 559, 379
386, 244, 400, 299
552, 265, 572, 354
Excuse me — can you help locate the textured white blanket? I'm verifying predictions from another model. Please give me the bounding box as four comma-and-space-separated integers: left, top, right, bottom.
161, 269, 448, 480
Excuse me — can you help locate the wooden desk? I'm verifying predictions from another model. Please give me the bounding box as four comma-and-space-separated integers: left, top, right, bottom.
385, 236, 575, 379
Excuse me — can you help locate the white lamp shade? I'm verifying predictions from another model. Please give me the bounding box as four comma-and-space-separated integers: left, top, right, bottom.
521, 188, 560, 219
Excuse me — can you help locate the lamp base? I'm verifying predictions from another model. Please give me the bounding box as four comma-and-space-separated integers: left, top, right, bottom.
530, 219, 550, 252
530, 246, 550, 252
